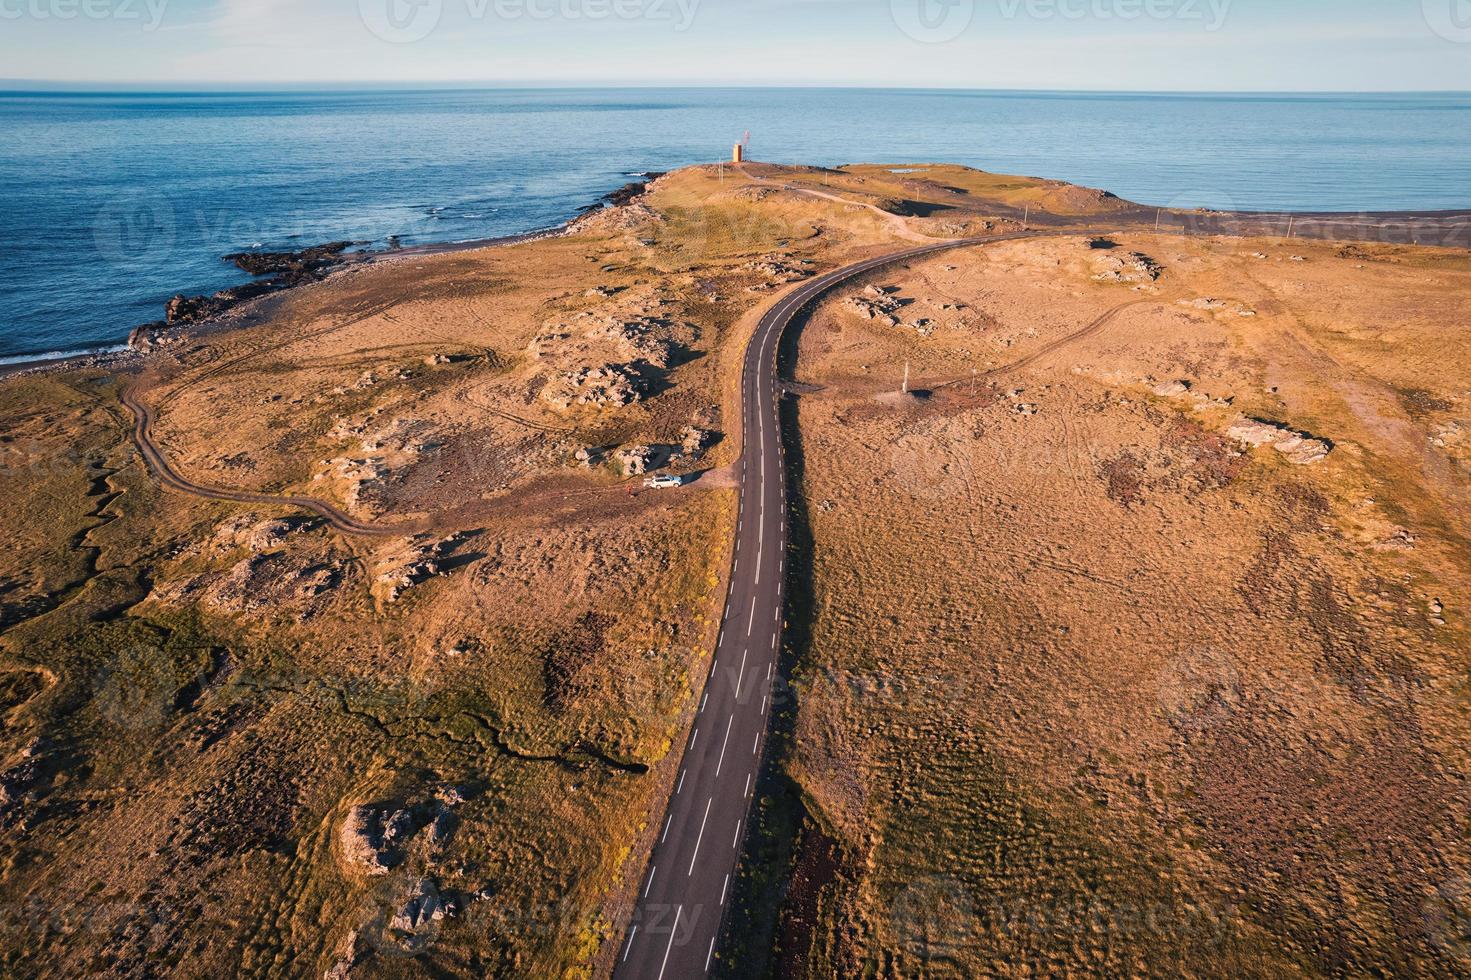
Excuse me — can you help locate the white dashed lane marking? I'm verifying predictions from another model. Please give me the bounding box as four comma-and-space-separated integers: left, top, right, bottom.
688, 798, 713, 876
715, 716, 734, 778
656, 905, 682, 980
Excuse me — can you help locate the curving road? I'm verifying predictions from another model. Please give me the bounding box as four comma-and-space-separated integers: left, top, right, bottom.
613, 233, 1040, 980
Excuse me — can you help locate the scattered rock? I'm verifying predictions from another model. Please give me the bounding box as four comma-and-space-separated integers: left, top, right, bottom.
1152, 380, 1192, 397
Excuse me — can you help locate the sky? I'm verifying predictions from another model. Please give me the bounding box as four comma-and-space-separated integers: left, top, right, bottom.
1, 0, 1468, 90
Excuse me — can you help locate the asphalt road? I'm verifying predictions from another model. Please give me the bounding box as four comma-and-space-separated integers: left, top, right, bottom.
612, 233, 1038, 980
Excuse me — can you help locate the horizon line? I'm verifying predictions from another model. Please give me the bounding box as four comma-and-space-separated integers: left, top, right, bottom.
3, 81, 1470, 97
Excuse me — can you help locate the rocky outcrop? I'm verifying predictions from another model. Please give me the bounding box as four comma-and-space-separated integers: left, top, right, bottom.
1225, 418, 1332, 465
1152, 380, 1192, 397
157, 242, 358, 329
1179, 297, 1257, 317
224, 241, 355, 282
156, 551, 346, 619
542, 364, 646, 410
339, 804, 401, 876
680, 426, 716, 459
373, 533, 475, 603
337, 787, 469, 878
390, 877, 454, 934
847, 285, 903, 327
613, 445, 663, 476
1092, 251, 1164, 284
745, 256, 814, 284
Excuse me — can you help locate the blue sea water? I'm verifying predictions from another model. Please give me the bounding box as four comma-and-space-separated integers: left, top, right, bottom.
1, 87, 1468, 360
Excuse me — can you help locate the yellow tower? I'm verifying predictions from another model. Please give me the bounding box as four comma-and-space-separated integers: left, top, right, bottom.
732, 142, 744, 164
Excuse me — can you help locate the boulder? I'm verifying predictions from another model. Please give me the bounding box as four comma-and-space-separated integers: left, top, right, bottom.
680, 426, 716, 458
338, 805, 394, 876
613, 445, 661, 476
390, 877, 449, 934
574, 446, 607, 468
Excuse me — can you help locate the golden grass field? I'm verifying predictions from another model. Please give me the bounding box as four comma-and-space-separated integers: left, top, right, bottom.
0, 163, 1465, 977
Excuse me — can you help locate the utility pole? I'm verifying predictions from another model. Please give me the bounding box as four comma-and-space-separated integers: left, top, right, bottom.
903, 361, 911, 395
1022, 205, 1030, 231
1155, 208, 1162, 233
1287, 215, 1295, 239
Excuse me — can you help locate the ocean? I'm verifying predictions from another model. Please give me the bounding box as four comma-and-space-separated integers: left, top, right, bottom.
1, 87, 1468, 360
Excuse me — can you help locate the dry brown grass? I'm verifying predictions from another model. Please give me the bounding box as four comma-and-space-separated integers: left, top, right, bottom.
780, 233, 1471, 976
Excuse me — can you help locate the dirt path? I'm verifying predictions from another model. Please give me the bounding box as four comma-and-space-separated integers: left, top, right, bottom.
933, 300, 1148, 388
120, 383, 415, 537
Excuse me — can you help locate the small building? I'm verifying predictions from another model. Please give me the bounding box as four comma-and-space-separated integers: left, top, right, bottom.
732, 142, 744, 164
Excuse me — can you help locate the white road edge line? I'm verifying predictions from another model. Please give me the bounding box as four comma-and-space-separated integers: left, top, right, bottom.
644, 865, 657, 898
